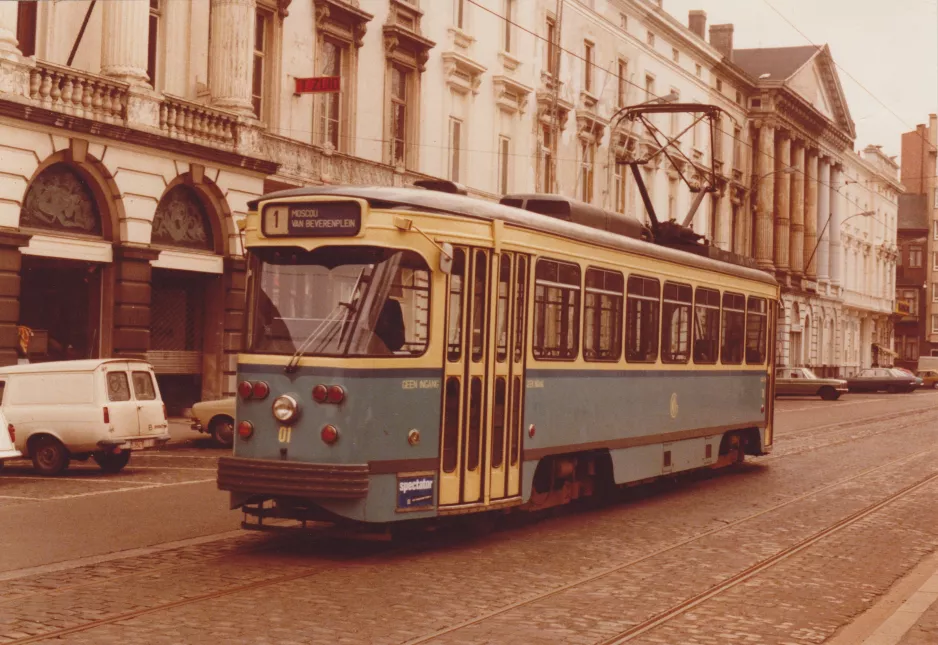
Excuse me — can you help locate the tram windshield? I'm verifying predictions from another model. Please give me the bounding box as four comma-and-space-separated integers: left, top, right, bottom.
248, 245, 430, 357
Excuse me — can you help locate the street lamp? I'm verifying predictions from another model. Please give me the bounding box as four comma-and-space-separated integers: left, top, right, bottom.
803, 210, 874, 274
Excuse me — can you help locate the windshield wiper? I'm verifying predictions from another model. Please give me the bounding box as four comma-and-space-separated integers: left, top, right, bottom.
283, 301, 354, 374
283, 266, 369, 373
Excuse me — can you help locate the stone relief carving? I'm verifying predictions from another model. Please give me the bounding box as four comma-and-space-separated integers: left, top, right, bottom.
21, 164, 102, 235
152, 185, 213, 250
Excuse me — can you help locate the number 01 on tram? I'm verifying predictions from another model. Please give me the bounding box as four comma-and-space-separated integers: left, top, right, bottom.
217, 185, 779, 529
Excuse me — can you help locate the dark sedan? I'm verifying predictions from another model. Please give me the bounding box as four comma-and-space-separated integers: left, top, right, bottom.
846, 368, 919, 393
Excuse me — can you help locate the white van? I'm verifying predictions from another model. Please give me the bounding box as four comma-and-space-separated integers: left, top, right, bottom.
0, 359, 170, 475
0, 407, 21, 467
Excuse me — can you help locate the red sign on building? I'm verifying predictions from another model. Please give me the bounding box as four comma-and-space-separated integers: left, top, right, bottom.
294, 76, 341, 94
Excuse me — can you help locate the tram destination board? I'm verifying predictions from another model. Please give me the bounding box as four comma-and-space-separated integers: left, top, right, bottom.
262, 201, 362, 237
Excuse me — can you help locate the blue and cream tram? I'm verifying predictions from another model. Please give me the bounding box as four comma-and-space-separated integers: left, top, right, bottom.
217, 185, 779, 528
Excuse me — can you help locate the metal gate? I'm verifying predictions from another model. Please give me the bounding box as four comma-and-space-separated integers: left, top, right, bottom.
147, 270, 204, 375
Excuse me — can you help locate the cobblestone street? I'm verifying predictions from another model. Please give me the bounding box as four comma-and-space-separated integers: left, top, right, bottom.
2, 393, 938, 644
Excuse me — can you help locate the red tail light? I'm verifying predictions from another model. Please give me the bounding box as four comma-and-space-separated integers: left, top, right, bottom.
103, 406, 110, 424
326, 385, 345, 404
321, 425, 339, 444
162, 403, 167, 420
238, 421, 255, 440
252, 381, 270, 399
7, 424, 14, 443
238, 381, 254, 399
312, 384, 328, 403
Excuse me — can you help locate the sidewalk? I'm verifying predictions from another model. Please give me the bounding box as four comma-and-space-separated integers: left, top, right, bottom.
831, 550, 938, 645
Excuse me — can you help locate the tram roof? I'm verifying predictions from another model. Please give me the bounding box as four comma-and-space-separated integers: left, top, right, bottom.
249, 186, 778, 287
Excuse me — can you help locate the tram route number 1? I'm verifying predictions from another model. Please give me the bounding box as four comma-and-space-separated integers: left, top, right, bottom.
278, 427, 292, 443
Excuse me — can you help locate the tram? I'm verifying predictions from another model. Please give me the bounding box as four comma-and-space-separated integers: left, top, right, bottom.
217, 183, 779, 530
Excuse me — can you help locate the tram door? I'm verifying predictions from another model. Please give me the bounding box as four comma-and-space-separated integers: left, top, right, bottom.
439, 247, 528, 506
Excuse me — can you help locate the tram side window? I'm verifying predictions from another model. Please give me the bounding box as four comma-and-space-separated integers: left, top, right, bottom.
721, 292, 746, 365
584, 267, 624, 362
745, 296, 768, 364
625, 275, 660, 363
661, 282, 692, 364
693, 287, 721, 364
533, 259, 581, 360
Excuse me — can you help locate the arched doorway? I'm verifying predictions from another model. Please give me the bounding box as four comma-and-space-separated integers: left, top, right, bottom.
147, 183, 223, 415
17, 163, 109, 362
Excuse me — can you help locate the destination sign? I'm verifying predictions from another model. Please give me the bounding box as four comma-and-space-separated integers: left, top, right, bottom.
262, 201, 362, 237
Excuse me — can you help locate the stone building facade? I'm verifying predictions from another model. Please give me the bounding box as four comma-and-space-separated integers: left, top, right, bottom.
0, 0, 900, 409
726, 42, 898, 375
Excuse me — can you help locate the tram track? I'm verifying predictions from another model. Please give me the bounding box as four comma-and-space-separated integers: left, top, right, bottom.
6, 402, 927, 608
773, 400, 938, 439
764, 410, 938, 462
598, 468, 938, 644
400, 444, 938, 645
4, 405, 938, 644
5, 446, 936, 645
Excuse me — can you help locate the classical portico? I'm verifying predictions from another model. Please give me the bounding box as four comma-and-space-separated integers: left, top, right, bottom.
737, 44, 863, 376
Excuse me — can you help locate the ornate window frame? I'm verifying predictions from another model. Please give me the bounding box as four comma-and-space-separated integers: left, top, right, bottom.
442, 51, 486, 96
313, 0, 373, 154
253, 0, 285, 125
383, 0, 435, 169
492, 75, 531, 116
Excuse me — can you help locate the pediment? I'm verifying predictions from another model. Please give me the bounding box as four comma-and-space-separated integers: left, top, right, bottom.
786, 46, 855, 139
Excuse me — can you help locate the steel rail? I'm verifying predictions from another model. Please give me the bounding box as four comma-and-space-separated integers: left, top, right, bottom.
6, 410, 938, 644
399, 441, 938, 645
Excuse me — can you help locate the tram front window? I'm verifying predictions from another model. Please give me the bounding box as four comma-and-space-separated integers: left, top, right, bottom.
249, 245, 430, 357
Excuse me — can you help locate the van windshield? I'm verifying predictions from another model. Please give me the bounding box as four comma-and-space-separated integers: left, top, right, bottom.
248, 245, 431, 357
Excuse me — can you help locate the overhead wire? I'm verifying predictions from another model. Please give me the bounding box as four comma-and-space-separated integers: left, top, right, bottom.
465, 0, 899, 231
760, 0, 938, 154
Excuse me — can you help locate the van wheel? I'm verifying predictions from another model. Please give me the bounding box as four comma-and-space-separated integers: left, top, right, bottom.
210, 416, 235, 449
31, 437, 70, 476
93, 451, 131, 474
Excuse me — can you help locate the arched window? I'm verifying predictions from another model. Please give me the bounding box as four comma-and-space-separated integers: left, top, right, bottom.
21, 164, 102, 235
152, 185, 214, 251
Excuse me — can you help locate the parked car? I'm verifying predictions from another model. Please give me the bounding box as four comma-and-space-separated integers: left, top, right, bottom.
846, 368, 919, 394
893, 367, 925, 388
915, 369, 938, 389
0, 406, 21, 469
775, 367, 848, 400
0, 359, 171, 475
190, 397, 235, 448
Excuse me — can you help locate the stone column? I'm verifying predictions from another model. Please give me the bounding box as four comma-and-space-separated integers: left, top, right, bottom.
789, 141, 806, 276
816, 156, 831, 284
0, 1, 19, 57
773, 132, 792, 272
209, 0, 256, 116
755, 122, 776, 270
804, 149, 819, 279
162, 0, 191, 95
101, 0, 151, 85
113, 245, 159, 360
829, 163, 844, 288
0, 229, 31, 367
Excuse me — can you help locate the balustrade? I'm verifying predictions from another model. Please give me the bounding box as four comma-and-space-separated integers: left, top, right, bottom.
159, 96, 237, 148
28, 63, 128, 123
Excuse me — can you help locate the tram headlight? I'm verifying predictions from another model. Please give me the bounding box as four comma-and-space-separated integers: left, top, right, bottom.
272, 395, 299, 423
